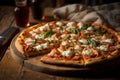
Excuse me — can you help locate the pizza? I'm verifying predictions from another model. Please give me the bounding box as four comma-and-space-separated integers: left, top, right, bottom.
15, 21, 120, 67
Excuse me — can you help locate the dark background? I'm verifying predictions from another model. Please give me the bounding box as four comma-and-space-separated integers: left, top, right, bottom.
0, 0, 15, 6
0, 0, 119, 6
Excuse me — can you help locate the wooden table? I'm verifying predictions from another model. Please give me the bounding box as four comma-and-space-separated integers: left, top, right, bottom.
0, 6, 120, 80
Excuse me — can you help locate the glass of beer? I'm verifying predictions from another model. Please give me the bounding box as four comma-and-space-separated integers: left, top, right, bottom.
14, 0, 30, 28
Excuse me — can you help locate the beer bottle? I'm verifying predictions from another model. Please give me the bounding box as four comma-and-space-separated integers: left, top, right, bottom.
14, 0, 30, 27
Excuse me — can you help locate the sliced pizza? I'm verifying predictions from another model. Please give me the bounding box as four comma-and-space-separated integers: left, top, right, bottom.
15, 21, 120, 67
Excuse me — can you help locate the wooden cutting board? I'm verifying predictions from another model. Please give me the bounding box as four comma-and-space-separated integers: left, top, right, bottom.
10, 34, 120, 77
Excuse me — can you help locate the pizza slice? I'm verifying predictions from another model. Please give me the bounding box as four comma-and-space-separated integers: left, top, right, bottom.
15, 23, 61, 57
40, 40, 85, 67
80, 24, 120, 66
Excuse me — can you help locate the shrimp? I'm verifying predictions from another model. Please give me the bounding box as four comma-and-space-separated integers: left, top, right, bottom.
48, 48, 59, 57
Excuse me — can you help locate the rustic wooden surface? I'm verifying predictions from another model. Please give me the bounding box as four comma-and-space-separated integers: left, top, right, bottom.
10, 33, 120, 78
0, 6, 120, 80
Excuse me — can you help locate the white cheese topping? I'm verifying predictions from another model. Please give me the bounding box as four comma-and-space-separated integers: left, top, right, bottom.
39, 26, 45, 31
56, 21, 63, 27
70, 34, 76, 37
56, 27, 60, 30
34, 43, 48, 51
77, 22, 83, 29
61, 34, 67, 38
61, 50, 73, 57
29, 31, 36, 37
45, 37, 53, 41
29, 31, 34, 34
81, 45, 88, 48
42, 42, 48, 48
102, 39, 113, 44
74, 45, 80, 50
25, 38, 35, 46
66, 22, 75, 27
82, 49, 91, 56
44, 23, 49, 27
97, 45, 108, 51
39, 23, 49, 31
79, 39, 88, 44
61, 41, 68, 46
35, 34, 44, 39
87, 26, 94, 31
34, 45, 43, 50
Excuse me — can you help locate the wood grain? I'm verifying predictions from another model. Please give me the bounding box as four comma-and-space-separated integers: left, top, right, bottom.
0, 6, 14, 34
0, 6, 21, 80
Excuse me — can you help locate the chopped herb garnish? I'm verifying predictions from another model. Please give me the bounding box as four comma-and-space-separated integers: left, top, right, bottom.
75, 40, 78, 44
67, 36, 71, 40
41, 45, 44, 49
87, 39, 97, 47
96, 29, 106, 35
81, 24, 90, 31
44, 30, 54, 38
70, 28, 78, 34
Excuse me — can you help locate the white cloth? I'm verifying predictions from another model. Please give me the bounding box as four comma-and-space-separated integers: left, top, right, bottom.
53, 2, 120, 32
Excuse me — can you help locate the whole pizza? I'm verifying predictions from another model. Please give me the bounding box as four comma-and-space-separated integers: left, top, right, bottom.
15, 21, 120, 67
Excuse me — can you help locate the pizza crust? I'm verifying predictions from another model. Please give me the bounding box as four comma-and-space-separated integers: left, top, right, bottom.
15, 38, 24, 54
40, 55, 85, 68
84, 50, 120, 67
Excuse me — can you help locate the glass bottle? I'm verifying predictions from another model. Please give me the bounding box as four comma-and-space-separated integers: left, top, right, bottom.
31, 0, 43, 20
14, 0, 30, 27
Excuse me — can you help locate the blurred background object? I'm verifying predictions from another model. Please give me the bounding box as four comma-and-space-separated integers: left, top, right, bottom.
14, 0, 30, 28
0, 0, 119, 6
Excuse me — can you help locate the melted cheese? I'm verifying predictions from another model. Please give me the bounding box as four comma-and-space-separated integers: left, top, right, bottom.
42, 42, 48, 48
61, 34, 67, 38
56, 21, 63, 27
45, 37, 53, 41
77, 22, 83, 29
29, 31, 34, 34
70, 34, 76, 37
39, 26, 45, 31
87, 26, 94, 31
44, 23, 49, 27
74, 45, 80, 50
29, 31, 36, 37
61, 41, 68, 46
66, 22, 75, 27
35, 34, 44, 39
25, 38, 35, 46
82, 49, 91, 56
97, 45, 108, 51
34, 43, 48, 50
102, 39, 113, 44
81, 45, 88, 48
34, 45, 43, 50
39, 23, 49, 31
61, 50, 73, 57
79, 39, 88, 44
